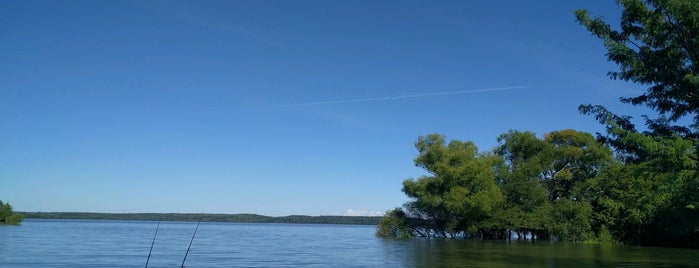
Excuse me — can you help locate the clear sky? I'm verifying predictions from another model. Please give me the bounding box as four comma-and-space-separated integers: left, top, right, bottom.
1, 1, 649, 216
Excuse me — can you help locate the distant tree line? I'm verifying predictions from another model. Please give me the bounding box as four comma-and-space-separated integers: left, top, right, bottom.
20, 212, 380, 225
0, 200, 24, 225
378, 0, 699, 248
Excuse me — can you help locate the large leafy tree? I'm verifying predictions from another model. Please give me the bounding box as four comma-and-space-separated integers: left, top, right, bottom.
379, 131, 611, 241
540, 129, 613, 201
494, 130, 551, 239
495, 129, 612, 202
576, 0, 699, 137
400, 133, 504, 238
495, 130, 612, 241
377, 1, 699, 246
576, 111, 696, 245
577, 0, 699, 246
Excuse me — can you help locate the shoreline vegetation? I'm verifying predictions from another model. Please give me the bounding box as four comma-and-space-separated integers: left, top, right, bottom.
19, 212, 381, 225
0, 200, 24, 225
377, 1, 699, 249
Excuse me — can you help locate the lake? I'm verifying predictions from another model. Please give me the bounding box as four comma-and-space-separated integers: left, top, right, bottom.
1, 219, 698, 267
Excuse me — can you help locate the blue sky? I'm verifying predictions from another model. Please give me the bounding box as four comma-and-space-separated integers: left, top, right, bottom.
1, 1, 648, 216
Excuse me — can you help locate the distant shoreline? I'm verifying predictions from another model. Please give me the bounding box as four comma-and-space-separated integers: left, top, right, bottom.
18, 212, 381, 225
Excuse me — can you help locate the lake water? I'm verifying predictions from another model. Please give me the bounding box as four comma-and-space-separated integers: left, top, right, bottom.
1, 219, 698, 267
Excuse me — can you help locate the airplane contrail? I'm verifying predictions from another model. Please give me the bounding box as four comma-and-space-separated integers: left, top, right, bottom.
282, 85, 529, 107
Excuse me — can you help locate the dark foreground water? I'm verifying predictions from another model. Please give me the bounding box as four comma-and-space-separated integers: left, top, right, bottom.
1, 219, 698, 267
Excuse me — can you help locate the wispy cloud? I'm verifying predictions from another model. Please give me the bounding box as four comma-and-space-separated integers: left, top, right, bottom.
140, 0, 282, 48
173, 14, 282, 48
282, 85, 529, 107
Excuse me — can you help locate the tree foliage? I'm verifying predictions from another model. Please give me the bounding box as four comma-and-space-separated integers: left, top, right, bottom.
376, 208, 418, 238
378, 0, 699, 247
576, 104, 698, 246
0, 200, 24, 225
494, 129, 611, 241
378, 131, 610, 242
576, 0, 699, 135
398, 134, 504, 238
377, 126, 698, 246
576, 0, 699, 247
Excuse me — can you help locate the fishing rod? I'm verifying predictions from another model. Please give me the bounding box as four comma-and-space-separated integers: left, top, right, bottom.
145, 221, 160, 268
180, 216, 203, 268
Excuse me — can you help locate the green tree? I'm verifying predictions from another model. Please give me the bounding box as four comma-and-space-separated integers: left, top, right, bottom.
376, 208, 421, 238
578, 104, 699, 246
548, 199, 593, 242
0, 200, 24, 225
495, 130, 612, 241
576, 0, 699, 137
400, 133, 504, 238
494, 130, 551, 239
577, 0, 699, 246
382, 131, 611, 242
541, 129, 613, 201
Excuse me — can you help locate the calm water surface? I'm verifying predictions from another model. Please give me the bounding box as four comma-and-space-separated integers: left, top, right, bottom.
1, 219, 698, 267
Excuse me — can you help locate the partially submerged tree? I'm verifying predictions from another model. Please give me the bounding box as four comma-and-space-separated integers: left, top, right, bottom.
379, 131, 610, 242
0, 200, 24, 225
576, 0, 699, 247
493, 131, 550, 240
392, 134, 504, 238
378, 0, 699, 247
495, 129, 612, 242
376, 208, 424, 238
